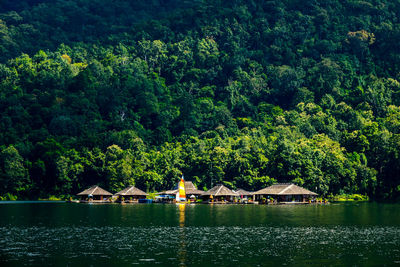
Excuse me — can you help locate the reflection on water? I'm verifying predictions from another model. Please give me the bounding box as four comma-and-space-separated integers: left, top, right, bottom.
179, 203, 185, 228
0, 202, 399, 266
178, 204, 186, 267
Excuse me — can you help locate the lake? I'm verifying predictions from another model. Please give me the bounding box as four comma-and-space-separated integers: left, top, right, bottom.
0, 202, 399, 266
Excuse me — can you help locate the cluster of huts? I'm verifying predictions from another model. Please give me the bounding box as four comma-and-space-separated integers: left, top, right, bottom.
76, 182, 318, 204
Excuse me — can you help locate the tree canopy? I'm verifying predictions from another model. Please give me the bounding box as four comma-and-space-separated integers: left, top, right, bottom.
0, 0, 399, 200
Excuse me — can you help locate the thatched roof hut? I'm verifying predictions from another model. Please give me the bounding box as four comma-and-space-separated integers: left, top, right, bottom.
234, 188, 253, 196
77, 185, 112, 196
184, 181, 205, 195
159, 189, 177, 195
115, 186, 148, 197
158, 181, 204, 196
202, 184, 238, 197
253, 183, 317, 196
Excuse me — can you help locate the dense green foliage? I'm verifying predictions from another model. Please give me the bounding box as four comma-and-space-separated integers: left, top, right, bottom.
1, 0, 400, 200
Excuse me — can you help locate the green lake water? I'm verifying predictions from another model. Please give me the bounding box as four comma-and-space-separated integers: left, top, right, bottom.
0, 202, 399, 266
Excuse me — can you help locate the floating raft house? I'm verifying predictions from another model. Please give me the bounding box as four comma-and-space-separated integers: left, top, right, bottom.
202, 184, 238, 202
234, 188, 253, 198
158, 181, 204, 201
77, 185, 113, 202
115, 186, 148, 202
253, 183, 317, 203
184, 181, 205, 197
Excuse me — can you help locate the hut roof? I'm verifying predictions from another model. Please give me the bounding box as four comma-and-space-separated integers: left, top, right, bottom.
234, 188, 253, 196
184, 181, 205, 195
202, 184, 238, 196
115, 186, 148, 196
77, 185, 113, 196
253, 183, 317, 196
157, 181, 204, 195
158, 189, 177, 195
184, 181, 196, 190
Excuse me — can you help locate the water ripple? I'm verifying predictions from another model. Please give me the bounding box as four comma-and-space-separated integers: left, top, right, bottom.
0, 226, 399, 266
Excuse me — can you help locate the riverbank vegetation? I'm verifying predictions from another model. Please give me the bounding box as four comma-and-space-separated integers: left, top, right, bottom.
0, 0, 400, 201
328, 194, 369, 202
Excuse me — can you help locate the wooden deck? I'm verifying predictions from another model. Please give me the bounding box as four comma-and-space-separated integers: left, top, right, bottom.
277, 201, 309, 205
79, 200, 112, 203
267, 201, 328, 205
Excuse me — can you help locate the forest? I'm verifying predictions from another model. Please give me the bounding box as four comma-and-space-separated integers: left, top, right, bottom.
0, 0, 399, 200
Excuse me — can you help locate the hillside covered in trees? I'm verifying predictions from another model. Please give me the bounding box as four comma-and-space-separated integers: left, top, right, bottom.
0, 0, 400, 200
